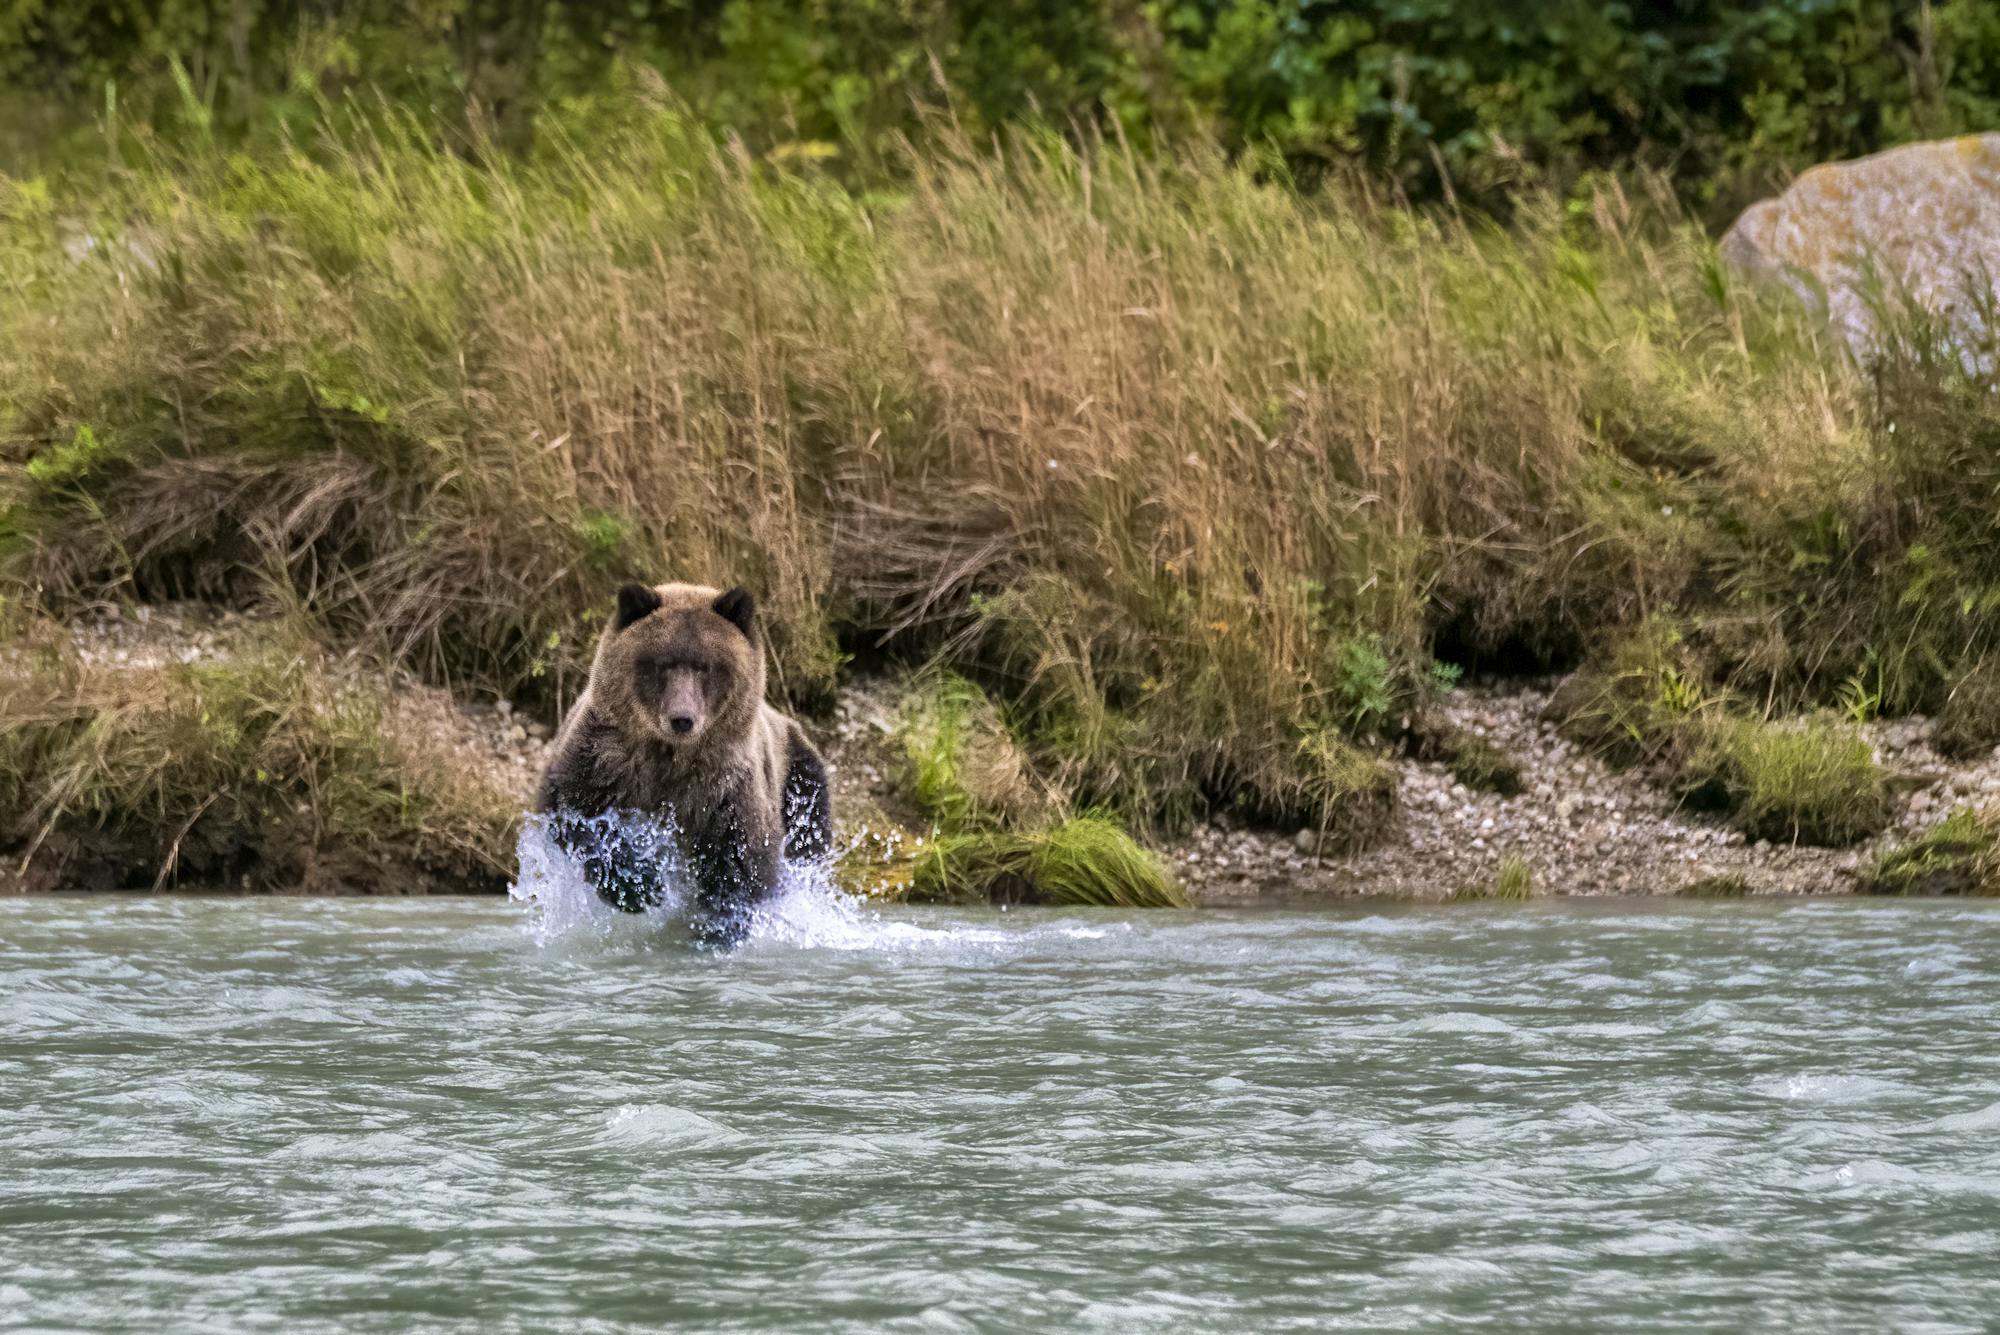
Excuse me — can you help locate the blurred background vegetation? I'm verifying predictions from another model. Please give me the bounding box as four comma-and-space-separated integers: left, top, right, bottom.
3, 1, 1998, 219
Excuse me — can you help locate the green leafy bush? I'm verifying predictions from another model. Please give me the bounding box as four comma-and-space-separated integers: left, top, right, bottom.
6, 1, 1999, 213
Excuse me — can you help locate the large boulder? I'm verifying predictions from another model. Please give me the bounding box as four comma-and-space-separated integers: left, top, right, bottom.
1721, 134, 2000, 354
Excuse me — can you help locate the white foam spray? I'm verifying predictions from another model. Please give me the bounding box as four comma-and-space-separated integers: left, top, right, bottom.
509, 811, 900, 952
510, 813, 1133, 955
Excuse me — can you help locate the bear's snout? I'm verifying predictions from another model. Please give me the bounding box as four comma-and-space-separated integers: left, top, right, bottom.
660, 672, 707, 739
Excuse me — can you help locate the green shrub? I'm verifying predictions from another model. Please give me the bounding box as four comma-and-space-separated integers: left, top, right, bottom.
1679, 717, 1889, 847
1863, 807, 2000, 897
7, 2, 1998, 216
908, 815, 1188, 908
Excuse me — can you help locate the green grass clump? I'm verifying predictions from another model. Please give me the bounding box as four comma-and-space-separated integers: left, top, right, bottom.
0, 630, 516, 892
1550, 622, 1889, 847
1678, 716, 1889, 847
908, 815, 1189, 909
897, 672, 1046, 833
1453, 854, 1537, 902
1863, 807, 2000, 897
1677, 872, 1752, 899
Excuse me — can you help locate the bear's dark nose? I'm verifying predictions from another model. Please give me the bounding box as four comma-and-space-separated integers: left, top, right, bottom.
669, 715, 695, 734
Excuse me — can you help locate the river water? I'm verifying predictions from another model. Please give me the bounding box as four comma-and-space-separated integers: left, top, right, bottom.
4, 892, 2000, 1331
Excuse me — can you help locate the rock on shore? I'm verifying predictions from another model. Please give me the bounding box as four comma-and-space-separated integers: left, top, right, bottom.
1721, 134, 2000, 355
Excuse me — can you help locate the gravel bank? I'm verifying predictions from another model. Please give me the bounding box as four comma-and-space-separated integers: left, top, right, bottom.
52, 606, 2000, 901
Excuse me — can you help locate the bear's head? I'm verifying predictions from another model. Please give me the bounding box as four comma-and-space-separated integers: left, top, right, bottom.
590, 581, 765, 749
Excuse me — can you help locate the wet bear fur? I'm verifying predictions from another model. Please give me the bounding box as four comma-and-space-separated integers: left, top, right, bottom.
536, 582, 832, 948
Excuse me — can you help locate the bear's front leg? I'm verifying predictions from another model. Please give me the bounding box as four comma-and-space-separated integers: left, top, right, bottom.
782, 730, 833, 863
683, 799, 771, 950
546, 809, 669, 913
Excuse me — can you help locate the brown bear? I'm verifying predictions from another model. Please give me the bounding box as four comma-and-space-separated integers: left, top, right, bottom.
535, 582, 831, 948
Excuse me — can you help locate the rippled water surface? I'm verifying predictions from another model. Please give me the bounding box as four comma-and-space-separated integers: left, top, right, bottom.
6, 894, 2000, 1331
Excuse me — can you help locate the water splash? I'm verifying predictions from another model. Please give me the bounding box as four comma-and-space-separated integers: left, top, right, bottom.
510, 811, 886, 951
510, 812, 1054, 954
509, 812, 696, 948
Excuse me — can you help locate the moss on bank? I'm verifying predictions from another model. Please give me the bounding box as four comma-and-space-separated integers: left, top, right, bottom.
0, 629, 516, 892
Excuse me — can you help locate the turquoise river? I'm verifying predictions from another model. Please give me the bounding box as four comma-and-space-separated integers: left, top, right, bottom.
4, 891, 1999, 1330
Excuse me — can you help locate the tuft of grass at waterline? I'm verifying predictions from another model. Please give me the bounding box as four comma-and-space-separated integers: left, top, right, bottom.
1677, 716, 1889, 847
1677, 872, 1752, 899
1453, 854, 1537, 902
0, 627, 517, 892
907, 816, 1189, 908
1862, 807, 2000, 897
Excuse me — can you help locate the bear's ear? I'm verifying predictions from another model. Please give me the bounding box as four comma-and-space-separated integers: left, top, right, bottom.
712, 586, 756, 638
614, 583, 663, 631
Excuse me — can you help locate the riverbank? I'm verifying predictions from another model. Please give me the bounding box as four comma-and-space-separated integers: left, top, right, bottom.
10, 124, 2000, 899
5, 602, 1993, 903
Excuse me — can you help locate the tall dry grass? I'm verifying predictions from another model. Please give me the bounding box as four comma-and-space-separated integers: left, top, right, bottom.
3, 102, 1970, 840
